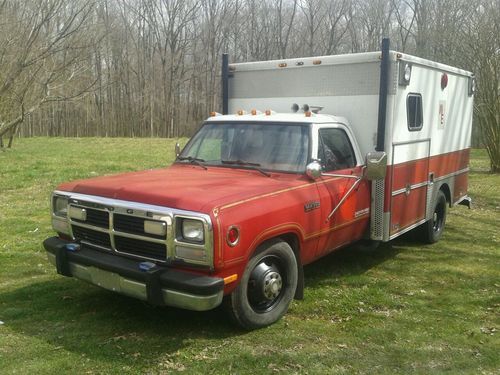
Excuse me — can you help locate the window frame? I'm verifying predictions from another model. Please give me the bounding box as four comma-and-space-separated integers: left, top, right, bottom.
406, 92, 423, 131
317, 127, 357, 171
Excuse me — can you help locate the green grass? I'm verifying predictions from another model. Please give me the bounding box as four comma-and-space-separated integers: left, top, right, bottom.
1, 138, 499, 374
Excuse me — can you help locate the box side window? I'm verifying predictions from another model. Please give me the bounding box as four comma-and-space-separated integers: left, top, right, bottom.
407, 93, 423, 131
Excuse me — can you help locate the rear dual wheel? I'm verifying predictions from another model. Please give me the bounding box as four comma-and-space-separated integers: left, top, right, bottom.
419, 190, 447, 244
227, 240, 298, 330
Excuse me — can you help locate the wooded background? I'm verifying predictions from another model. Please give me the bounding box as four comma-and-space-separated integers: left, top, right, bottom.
0, 0, 498, 170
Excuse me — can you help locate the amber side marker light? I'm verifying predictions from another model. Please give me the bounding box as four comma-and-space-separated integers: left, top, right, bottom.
313, 60, 322, 65
278, 62, 287, 68
224, 274, 238, 285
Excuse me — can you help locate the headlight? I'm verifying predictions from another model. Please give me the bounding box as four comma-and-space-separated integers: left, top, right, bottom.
181, 219, 204, 243
53, 195, 69, 217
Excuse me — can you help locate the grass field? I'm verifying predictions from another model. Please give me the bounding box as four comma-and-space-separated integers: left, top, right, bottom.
0, 138, 499, 374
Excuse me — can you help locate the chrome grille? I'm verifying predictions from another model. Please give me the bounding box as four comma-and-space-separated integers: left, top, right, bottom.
115, 236, 167, 261
114, 214, 165, 239
59, 191, 214, 268
72, 226, 111, 249
69, 202, 168, 262
72, 206, 109, 228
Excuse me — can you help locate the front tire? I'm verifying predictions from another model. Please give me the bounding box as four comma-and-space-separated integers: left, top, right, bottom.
227, 239, 298, 330
419, 190, 447, 244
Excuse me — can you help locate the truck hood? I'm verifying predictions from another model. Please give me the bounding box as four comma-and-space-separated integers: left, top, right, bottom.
57, 164, 309, 213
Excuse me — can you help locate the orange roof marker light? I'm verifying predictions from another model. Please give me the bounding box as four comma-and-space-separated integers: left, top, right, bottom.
278, 62, 287, 68
209, 111, 222, 117
265, 110, 275, 116
312, 60, 322, 65
305, 111, 312, 117
237, 109, 246, 116
251, 109, 262, 115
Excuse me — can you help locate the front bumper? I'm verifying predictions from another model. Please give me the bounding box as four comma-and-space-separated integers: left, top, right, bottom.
43, 237, 224, 311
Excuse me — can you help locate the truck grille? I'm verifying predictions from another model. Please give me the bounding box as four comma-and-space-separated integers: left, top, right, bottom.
69, 203, 168, 263
115, 236, 167, 261
72, 226, 112, 249
72, 207, 109, 228
114, 214, 165, 239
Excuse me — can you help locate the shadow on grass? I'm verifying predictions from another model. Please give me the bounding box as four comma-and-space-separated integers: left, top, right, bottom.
303, 240, 404, 288
0, 278, 239, 365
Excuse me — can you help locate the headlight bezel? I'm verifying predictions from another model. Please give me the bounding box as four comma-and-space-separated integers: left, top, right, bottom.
174, 215, 211, 266
180, 218, 205, 243
51, 193, 71, 236
52, 195, 69, 217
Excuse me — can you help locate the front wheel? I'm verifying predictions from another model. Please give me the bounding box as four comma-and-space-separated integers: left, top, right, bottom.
419, 190, 447, 244
227, 239, 298, 330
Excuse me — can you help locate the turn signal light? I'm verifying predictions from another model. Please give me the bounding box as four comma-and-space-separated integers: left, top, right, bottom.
224, 274, 238, 285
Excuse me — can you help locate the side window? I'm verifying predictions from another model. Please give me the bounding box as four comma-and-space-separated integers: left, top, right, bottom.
318, 128, 356, 171
407, 93, 423, 131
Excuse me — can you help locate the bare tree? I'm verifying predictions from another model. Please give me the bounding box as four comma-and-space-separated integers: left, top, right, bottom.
0, 0, 98, 148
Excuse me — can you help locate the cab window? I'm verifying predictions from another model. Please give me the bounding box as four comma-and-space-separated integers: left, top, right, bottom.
318, 128, 356, 171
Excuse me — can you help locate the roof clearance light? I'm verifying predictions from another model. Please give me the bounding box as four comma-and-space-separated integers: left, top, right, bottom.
251, 109, 257, 115
265, 110, 272, 116
399, 63, 412, 86
279, 63, 287, 68
237, 110, 245, 115
313, 60, 322, 65
305, 111, 312, 117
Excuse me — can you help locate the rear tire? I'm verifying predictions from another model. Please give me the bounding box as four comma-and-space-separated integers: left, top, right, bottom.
227, 239, 298, 330
419, 190, 447, 244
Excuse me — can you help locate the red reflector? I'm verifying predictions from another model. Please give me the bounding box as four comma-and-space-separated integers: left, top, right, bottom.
441, 73, 448, 90
227, 226, 239, 246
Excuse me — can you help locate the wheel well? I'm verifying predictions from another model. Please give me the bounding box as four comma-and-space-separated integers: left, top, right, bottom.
439, 183, 451, 207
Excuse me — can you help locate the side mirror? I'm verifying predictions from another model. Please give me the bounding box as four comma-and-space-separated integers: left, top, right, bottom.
175, 142, 181, 158
365, 151, 387, 180
306, 161, 322, 180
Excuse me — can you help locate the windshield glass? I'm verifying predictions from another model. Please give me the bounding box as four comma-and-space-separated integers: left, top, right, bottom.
179, 122, 310, 173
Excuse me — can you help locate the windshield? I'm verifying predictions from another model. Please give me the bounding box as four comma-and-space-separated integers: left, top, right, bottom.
179, 122, 310, 173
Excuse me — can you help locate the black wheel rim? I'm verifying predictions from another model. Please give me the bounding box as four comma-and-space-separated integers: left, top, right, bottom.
247, 255, 286, 313
433, 199, 445, 234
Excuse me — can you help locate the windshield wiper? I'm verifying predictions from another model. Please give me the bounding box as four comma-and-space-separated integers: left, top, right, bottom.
221, 159, 271, 177
177, 156, 207, 170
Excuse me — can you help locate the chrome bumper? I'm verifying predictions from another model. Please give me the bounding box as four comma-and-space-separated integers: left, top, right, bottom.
44, 237, 224, 312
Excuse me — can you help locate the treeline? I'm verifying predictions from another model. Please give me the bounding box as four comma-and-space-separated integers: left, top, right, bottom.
0, 0, 498, 169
